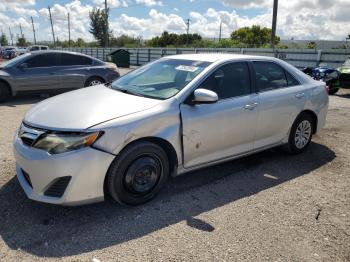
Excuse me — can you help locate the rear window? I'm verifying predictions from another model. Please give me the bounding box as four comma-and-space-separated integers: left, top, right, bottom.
60, 54, 92, 66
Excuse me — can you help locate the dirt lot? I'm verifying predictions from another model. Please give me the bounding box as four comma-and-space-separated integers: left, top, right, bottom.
0, 87, 349, 261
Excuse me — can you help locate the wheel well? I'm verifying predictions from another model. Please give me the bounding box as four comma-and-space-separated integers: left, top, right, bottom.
299, 110, 318, 134
85, 76, 105, 86
123, 137, 179, 175
103, 137, 179, 199
0, 79, 12, 96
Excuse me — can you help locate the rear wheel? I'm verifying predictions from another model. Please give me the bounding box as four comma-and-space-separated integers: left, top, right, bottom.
107, 142, 169, 205
84, 77, 104, 87
328, 84, 339, 95
0, 82, 11, 102
286, 113, 314, 154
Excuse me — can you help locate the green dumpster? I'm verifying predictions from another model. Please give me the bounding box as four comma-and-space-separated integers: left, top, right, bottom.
107, 49, 130, 68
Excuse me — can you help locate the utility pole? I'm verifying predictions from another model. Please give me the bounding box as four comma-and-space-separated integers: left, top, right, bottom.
219, 21, 222, 42
8, 27, 13, 46
19, 24, 24, 39
31, 16, 37, 44
48, 5, 56, 47
185, 18, 190, 45
68, 12, 71, 47
271, 0, 278, 49
104, 0, 109, 47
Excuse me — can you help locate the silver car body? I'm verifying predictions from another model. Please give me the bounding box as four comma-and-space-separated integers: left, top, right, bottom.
13, 54, 329, 205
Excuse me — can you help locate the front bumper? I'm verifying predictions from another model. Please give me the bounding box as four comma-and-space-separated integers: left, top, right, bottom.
13, 131, 115, 206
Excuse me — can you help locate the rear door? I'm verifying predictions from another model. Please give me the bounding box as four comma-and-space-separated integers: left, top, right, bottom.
56, 53, 93, 89
180, 61, 258, 168
252, 61, 306, 149
12, 53, 61, 92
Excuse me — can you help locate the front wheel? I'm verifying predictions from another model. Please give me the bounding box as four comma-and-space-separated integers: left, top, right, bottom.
106, 142, 169, 205
286, 113, 314, 154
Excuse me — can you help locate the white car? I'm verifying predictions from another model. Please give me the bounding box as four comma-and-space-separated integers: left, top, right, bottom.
13, 54, 329, 206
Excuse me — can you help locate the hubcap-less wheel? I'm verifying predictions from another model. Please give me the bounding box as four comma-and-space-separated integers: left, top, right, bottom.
294, 120, 312, 149
124, 155, 162, 194
88, 79, 102, 86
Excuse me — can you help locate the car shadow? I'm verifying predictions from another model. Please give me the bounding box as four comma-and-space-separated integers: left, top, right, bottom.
0, 142, 335, 257
0, 95, 45, 107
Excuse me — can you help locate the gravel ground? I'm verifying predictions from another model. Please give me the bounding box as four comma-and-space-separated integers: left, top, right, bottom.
0, 82, 349, 261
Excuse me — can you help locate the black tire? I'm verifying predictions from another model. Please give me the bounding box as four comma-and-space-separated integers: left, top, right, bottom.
285, 113, 314, 154
84, 76, 104, 87
328, 87, 339, 95
0, 82, 11, 102
107, 142, 170, 205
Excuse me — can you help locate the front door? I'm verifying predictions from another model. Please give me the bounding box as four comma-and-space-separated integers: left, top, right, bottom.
180, 62, 258, 168
13, 53, 61, 92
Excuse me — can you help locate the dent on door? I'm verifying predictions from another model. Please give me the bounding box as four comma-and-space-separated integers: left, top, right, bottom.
180, 94, 258, 168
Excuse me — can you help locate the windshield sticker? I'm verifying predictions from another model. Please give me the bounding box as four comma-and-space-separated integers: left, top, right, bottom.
175, 65, 199, 72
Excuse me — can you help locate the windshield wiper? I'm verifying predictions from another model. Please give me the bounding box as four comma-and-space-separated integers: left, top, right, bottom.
113, 87, 142, 97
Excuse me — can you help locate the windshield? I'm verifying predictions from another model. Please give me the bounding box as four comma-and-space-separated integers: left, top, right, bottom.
1, 53, 30, 68
111, 58, 211, 100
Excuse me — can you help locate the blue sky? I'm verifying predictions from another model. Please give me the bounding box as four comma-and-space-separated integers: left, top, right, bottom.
0, 0, 349, 43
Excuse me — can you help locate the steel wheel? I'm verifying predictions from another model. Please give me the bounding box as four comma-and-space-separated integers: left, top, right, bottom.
124, 154, 162, 195
294, 120, 312, 149
107, 141, 170, 205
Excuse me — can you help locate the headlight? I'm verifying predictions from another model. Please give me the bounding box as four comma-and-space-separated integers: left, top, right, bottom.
33, 132, 102, 154
320, 72, 325, 77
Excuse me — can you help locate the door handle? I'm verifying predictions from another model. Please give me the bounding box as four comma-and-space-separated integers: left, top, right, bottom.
243, 102, 258, 110
49, 72, 56, 75
295, 92, 305, 99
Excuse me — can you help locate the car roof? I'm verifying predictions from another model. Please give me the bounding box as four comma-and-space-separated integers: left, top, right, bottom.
165, 53, 279, 63
29, 50, 101, 60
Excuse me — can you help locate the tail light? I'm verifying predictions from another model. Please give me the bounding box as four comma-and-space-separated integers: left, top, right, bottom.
325, 85, 330, 94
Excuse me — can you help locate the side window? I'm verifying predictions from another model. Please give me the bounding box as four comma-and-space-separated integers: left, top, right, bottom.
200, 62, 251, 100
25, 53, 60, 68
285, 71, 300, 86
60, 54, 92, 66
29, 46, 39, 51
253, 61, 287, 92
41, 46, 48, 50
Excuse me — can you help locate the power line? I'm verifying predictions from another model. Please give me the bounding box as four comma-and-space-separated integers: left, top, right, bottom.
105, 0, 109, 47
19, 24, 24, 39
185, 18, 190, 45
48, 5, 56, 47
68, 12, 71, 47
271, 0, 278, 49
31, 16, 37, 45
8, 27, 13, 46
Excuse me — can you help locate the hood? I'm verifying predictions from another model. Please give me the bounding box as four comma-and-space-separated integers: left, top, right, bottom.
24, 85, 161, 130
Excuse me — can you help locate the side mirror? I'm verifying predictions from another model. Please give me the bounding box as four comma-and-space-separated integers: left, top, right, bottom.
18, 63, 28, 70
192, 88, 218, 104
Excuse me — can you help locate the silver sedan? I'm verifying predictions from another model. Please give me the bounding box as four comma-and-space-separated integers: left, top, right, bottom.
13, 54, 328, 206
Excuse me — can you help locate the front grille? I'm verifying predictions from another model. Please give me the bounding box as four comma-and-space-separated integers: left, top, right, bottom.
21, 169, 33, 188
21, 136, 35, 146
19, 123, 45, 147
44, 176, 72, 198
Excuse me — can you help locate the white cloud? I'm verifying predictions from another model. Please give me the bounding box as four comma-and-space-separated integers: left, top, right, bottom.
135, 0, 163, 7
92, 0, 128, 8
38, 0, 94, 41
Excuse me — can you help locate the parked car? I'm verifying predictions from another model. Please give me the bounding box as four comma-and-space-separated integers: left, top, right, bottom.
0, 50, 120, 102
338, 57, 350, 89
13, 54, 328, 206
2, 47, 17, 59
300, 64, 341, 95
27, 45, 49, 52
